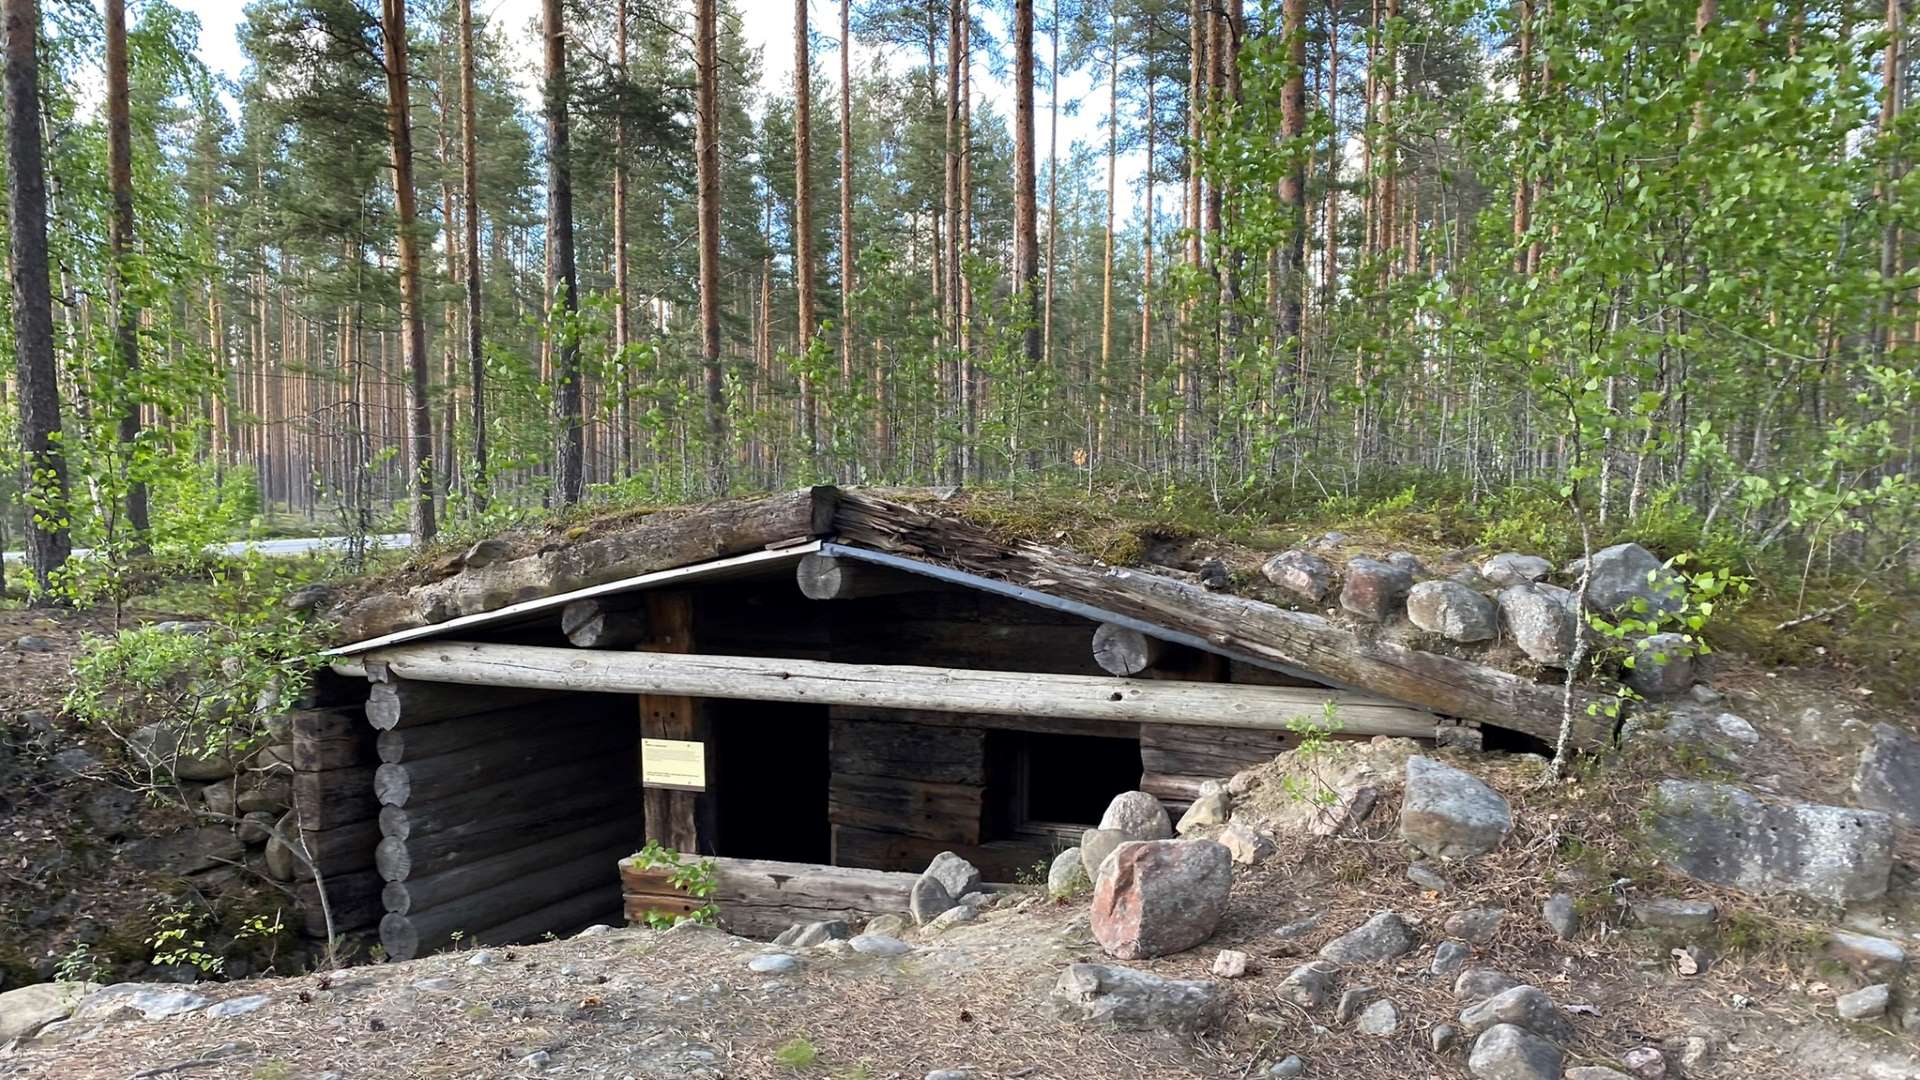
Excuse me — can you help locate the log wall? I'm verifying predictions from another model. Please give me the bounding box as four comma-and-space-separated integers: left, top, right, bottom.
288, 705, 383, 937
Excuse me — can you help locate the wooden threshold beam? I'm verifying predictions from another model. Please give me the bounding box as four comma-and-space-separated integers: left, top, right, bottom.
360, 642, 1437, 737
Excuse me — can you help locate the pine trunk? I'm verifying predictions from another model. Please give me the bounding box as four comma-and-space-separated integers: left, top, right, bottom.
545, 0, 584, 504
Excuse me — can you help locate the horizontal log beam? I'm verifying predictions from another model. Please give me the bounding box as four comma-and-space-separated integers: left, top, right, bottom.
621, 855, 922, 939
375, 789, 630, 882
365, 678, 559, 731
380, 842, 630, 960
385, 817, 642, 916
362, 643, 1437, 736
373, 695, 596, 764
373, 726, 634, 807
377, 757, 634, 842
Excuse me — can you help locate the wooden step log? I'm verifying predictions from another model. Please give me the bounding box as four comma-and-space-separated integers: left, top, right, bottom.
796, 553, 934, 600
561, 598, 650, 648
373, 695, 597, 764
377, 756, 635, 843
384, 816, 642, 916
704, 856, 922, 940
373, 726, 636, 807
365, 678, 563, 731
375, 787, 631, 882
379, 842, 628, 960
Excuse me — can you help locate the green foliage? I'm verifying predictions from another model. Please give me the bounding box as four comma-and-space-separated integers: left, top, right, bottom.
626, 840, 720, 929
52, 942, 103, 984
146, 902, 225, 977
773, 1037, 820, 1070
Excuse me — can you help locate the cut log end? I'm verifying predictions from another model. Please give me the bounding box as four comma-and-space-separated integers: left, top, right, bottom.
1091, 623, 1165, 677
561, 599, 649, 648
796, 553, 929, 600
379, 911, 420, 962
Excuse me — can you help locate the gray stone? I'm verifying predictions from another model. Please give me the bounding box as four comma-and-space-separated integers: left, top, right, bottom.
1358, 999, 1401, 1035
1277, 961, 1338, 1009
0, 982, 97, 1042
1408, 862, 1454, 892
1459, 985, 1574, 1042
1220, 823, 1276, 865
923, 851, 982, 899
81, 788, 139, 838
1629, 898, 1717, 931
518, 1050, 550, 1070
129, 723, 238, 782
1047, 847, 1090, 899
1052, 963, 1224, 1032
1827, 930, 1906, 981
1712, 712, 1759, 744
1467, 1024, 1565, 1080
1853, 723, 1920, 827
1307, 784, 1380, 837
12, 634, 57, 652
1650, 780, 1893, 903
909, 874, 954, 926
1335, 986, 1377, 1025
1098, 791, 1173, 840
1454, 968, 1519, 1001
1432, 939, 1471, 977
1584, 543, 1685, 618
849, 933, 911, 957
1268, 1055, 1305, 1078
1319, 911, 1418, 965
1080, 827, 1129, 881
411, 978, 456, 992
1481, 554, 1554, 587
1566, 1069, 1634, 1080
263, 811, 298, 881
927, 905, 977, 932
1341, 558, 1415, 622
50, 748, 99, 780
924, 1071, 975, 1080
773, 920, 850, 949
1626, 633, 1696, 698
123, 825, 245, 874
747, 954, 798, 974
1263, 551, 1334, 603
1177, 791, 1232, 833
1497, 584, 1579, 667
206, 994, 270, 1019
72, 984, 211, 1022
1836, 983, 1890, 1021
1541, 894, 1579, 939
465, 950, 498, 966
1387, 551, 1426, 574
1401, 756, 1512, 859
237, 810, 276, 846
1408, 581, 1499, 642
1619, 1047, 1666, 1078
1430, 1023, 1461, 1052
863, 914, 908, 938
1211, 949, 1250, 979
1091, 839, 1233, 959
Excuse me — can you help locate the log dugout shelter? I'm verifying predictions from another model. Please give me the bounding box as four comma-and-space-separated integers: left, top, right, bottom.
306, 488, 1609, 960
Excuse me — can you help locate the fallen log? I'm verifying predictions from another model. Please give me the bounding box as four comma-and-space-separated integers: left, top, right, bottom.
829, 491, 1614, 746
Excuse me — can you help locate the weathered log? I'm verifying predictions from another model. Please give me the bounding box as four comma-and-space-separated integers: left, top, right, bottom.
829, 824, 1052, 882
829, 490, 1613, 745
291, 765, 378, 830
622, 892, 708, 924
296, 818, 382, 876
365, 678, 559, 731
639, 591, 704, 854
362, 642, 1436, 736
378, 843, 629, 960
830, 705, 1134, 740
1136, 722, 1374, 781
373, 695, 597, 764
561, 598, 649, 648
296, 868, 385, 937
1091, 623, 1165, 677
827, 772, 984, 844
828, 616, 1110, 676
383, 816, 641, 915
828, 718, 987, 786
466, 882, 620, 950
701, 856, 921, 939
373, 726, 634, 807
377, 756, 634, 842
374, 788, 628, 882
289, 708, 366, 741
796, 553, 930, 600
337, 486, 839, 643
291, 730, 374, 772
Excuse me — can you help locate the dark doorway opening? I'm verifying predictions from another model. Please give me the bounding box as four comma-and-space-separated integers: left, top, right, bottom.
988, 729, 1143, 830
708, 702, 831, 863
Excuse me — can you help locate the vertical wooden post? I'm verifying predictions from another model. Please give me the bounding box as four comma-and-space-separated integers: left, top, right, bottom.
639, 591, 707, 854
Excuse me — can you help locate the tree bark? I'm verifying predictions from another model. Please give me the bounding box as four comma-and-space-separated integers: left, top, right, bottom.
1278, 0, 1307, 372
544, 0, 584, 504
460, 0, 488, 509
695, 0, 727, 490
1013, 0, 1040, 369
612, 0, 631, 480
381, 0, 436, 544
795, 0, 818, 456
105, 0, 148, 546
2, 0, 70, 597
838, 0, 855, 399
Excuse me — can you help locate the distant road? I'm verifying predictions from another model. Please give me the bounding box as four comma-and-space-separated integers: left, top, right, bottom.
2, 533, 414, 562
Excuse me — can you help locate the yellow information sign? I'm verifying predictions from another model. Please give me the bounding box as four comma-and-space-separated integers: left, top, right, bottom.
641, 738, 707, 792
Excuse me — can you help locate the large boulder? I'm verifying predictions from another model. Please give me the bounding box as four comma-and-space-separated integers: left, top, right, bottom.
1091, 840, 1232, 959
1650, 780, 1893, 904
122, 825, 244, 874
1098, 791, 1173, 840
0, 981, 98, 1042
1047, 847, 1090, 899
1479, 553, 1553, 587
922, 851, 982, 900
129, 723, 237, 782
70, 984, 212, 1022
1400, 756, 1512, 859
1496, 584, 1579, 666
1852, 723, 1920, 827
1458, 985, 1574, 1042
1079, 828, 1129, 882
909, 875, 954, 927
1262, 550, 1334, 604
1051, 963, 1225, 1032
1340, 558, 1414, 622
1583, 543, 1684, 618
1407, 581, 1498, 643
